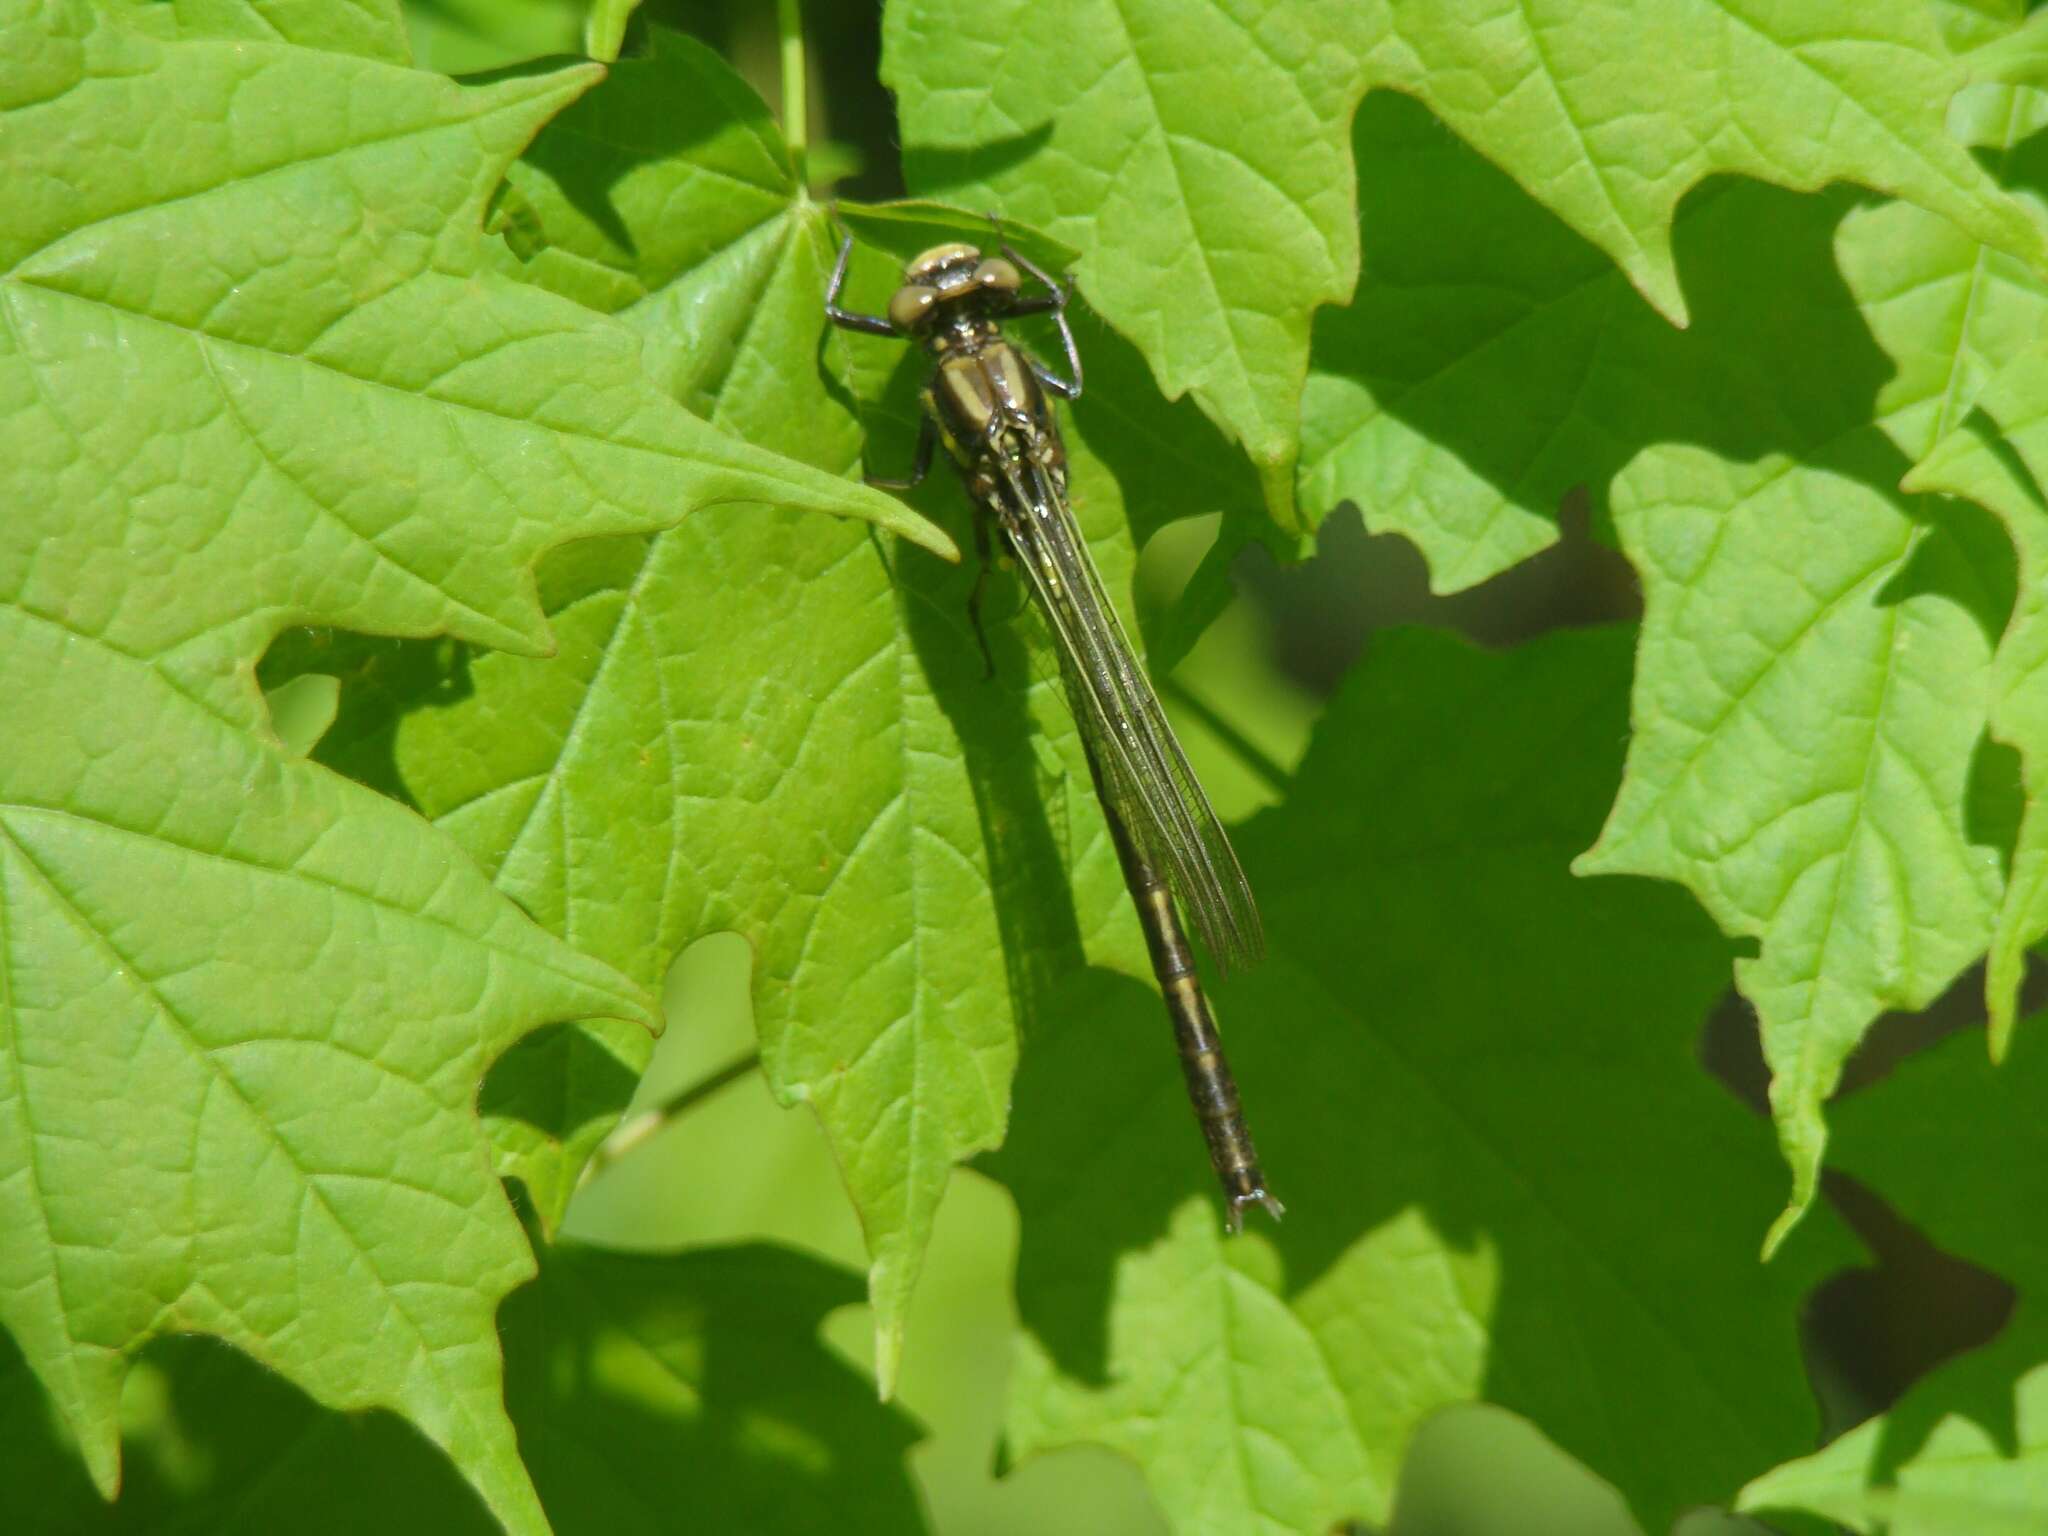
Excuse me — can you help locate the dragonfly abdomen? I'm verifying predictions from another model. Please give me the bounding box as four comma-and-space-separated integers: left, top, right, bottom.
1102, 761, 1281, 1232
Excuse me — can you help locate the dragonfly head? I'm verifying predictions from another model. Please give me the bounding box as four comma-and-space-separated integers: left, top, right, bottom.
888, 242, 1022, 335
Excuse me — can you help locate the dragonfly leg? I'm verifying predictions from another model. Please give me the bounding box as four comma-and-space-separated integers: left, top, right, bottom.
966, 504, 999, 680
825, 233, 898, 337
1003, 242, 1071, 309
867, 413, 936, 492
1002, 246, 1084, 401
1029, 348, 1083, 403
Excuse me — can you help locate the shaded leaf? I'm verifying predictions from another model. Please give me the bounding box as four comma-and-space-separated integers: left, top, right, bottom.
1301, 77, 2043, 1250
0, 1241, 925, 1533
993, 626, 1856, 1536
1740, 1022, 2048, 1534
1581, 87, 2048, 1248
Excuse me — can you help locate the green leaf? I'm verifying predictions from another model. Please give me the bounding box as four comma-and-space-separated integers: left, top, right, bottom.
488, 27, 798, 312
1302, 78, 2042, 1250
883, 0, 1371, 519
1739, 1023, 2048, 1534
0, 1241, 925, 1532
1964, 6, 2048, 87
886, 0, 2048, 529
1903, 334, 2048, 1055
304, 37, 1267, 1387
0, 608, 657, 1535
993, 626, 1857, 1536
1580, 86, 2048, 1251
1, 0, 945, 1519
0, 0, 946, 718
402, 0, 581, 77
582, 0, 639, 62
160, 0, 413, 59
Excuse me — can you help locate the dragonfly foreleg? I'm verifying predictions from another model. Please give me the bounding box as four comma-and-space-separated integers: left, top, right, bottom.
1002, 241, 1070, 308
1002, 244, 1084, 400
825, 234, 898, 337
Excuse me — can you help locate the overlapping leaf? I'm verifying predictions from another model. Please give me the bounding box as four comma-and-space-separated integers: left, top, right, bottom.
991, 626, 1857, 1536
0, 615, 661, 1535
1580, 85, 2048, 1250
1904, 327, 2048, 1054
885, 0, 2048, 525
0, 0, 942, 1523
1740, 1022, 2048, 1534
1298, 67, 2043, 1252
287, 35, 1272, 1392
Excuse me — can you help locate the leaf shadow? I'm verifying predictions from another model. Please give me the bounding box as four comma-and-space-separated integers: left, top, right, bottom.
900, 123, 1058, 205
0, 1328, 118, 1532
503, 1241, 927, 1533
3, 1242, 925, 1533
990, 627, 1849, 1530
257, 628, 477, 814
1061, 302, 1268, 558
481, 28, 788, 271
895, 524, 1092, 1034
1966, 728, 2027, 881
479, 1019, 646, 1152
1855, 1295, 2036, 1490
1944, 403, 2048, 519
3, 1328, 501, 1534
1316, 90, 1906, 559
1744, 1271, 2042, 1530
1874, 485, 2018, 651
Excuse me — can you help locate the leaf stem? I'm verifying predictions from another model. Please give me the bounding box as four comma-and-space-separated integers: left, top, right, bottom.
778, 0, 809, 190
583, 1051, 760, 1183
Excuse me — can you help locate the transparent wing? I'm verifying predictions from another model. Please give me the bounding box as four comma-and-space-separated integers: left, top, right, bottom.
984, 456, 1264, 972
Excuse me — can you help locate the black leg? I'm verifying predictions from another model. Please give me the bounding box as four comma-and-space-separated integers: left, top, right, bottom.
866, 413, 935, 492
825, 234, 898, 337
1003, 242, 1070, 307
966, 506, 999, 681
1001, 244, 1083, 400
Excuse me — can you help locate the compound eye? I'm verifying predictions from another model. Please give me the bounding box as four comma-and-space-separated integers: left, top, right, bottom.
973, 258, 1021, 296
888, 283, 939, 332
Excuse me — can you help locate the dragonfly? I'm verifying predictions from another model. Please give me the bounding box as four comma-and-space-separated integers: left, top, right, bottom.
825, 229, 1283, 1231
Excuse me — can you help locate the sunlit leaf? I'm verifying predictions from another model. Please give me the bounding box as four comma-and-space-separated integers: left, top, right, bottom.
295, 40, 1264, 1388
0, 0, 940, 1521
887, 0, 2048, 523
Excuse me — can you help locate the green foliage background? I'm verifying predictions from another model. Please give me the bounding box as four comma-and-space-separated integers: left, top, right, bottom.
11, 0, 2048, 1532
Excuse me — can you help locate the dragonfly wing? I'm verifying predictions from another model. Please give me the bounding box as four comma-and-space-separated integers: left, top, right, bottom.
989, 457, 1264, 971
